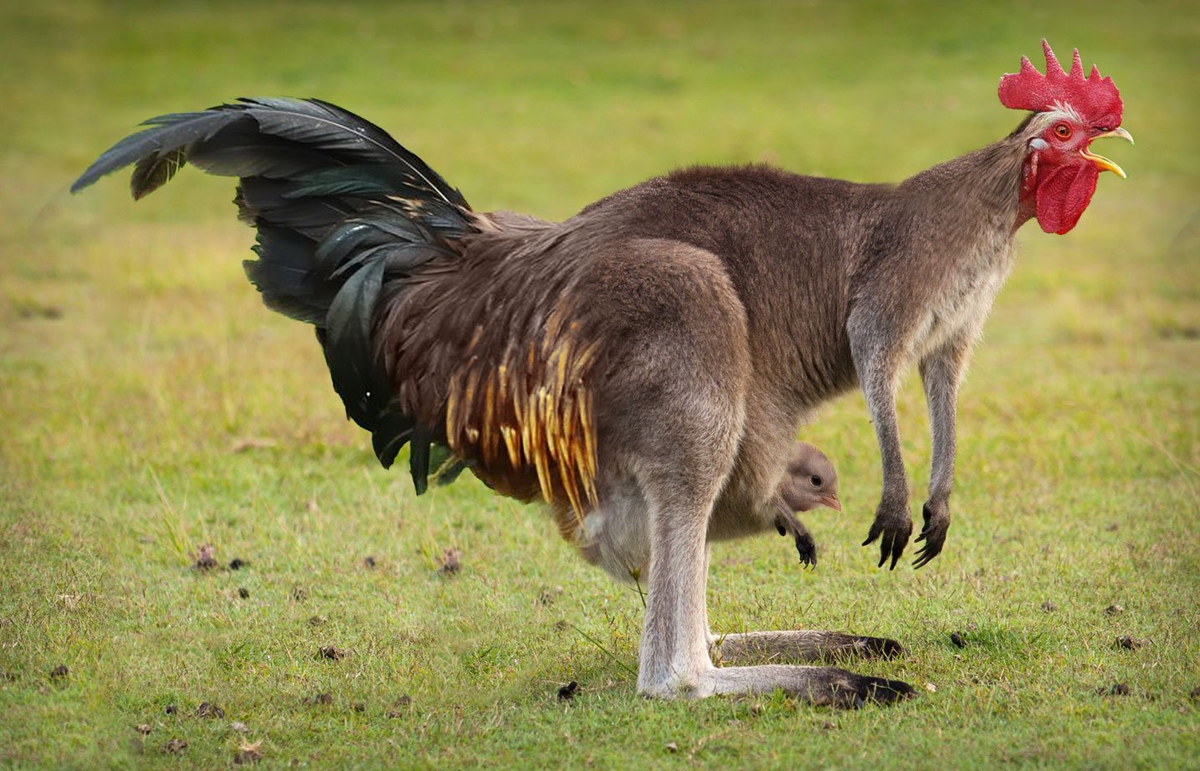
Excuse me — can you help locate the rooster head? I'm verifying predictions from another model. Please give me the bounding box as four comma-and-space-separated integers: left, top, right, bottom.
999, 40, 1132, 234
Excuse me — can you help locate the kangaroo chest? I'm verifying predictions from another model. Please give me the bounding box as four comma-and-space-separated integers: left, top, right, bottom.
912, 233, 1015, 359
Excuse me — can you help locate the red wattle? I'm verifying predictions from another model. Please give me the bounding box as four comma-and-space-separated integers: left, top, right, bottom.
1035, 162, 1099, 234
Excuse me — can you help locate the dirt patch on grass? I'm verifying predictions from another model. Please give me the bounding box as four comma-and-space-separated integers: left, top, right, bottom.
386, 695, 413, 718
318, 645, 345, 661
192, 544, 219, 571
437, 547, 461, 576
234, 741, 263, 764
1115, 635, 1144, 650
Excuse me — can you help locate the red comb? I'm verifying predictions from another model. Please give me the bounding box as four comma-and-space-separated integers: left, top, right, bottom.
998, 40, 1123, 128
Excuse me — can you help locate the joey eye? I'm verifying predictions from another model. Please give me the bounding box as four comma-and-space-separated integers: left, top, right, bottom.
1054, 123, 1073, 140
810, 475, 822, 487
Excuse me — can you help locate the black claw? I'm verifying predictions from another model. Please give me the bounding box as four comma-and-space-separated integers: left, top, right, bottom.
842, 676, 917, 707
865, 677, 917, 705
863, 637, 906, 659
828, 673, 915, 709
914, 542, 938, 569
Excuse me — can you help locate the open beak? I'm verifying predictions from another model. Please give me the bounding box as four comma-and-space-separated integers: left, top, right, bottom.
1082, 127, 1134, 179
819, 494, 842, 512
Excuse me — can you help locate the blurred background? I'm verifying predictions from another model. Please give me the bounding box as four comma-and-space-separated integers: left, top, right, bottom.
1, 1, 1196, 768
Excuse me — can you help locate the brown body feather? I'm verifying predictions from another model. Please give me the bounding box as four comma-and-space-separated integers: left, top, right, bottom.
375, 212, 604, 537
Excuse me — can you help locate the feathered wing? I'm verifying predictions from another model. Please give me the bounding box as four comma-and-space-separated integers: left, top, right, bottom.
72, 98, 475, 491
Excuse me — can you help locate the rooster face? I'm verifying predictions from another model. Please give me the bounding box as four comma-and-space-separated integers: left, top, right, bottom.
1031, 113, 1132, 178
1020, 110, 1134, 235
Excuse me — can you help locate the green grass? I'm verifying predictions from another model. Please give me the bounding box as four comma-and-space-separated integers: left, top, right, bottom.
2, 0, 1198, 768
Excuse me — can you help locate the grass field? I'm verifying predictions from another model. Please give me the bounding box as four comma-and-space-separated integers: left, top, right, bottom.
1, 0, 1198, 768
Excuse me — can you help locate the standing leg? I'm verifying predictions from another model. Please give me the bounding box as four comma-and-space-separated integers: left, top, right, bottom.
636, 468, 913, 705
636, 475, 723, 698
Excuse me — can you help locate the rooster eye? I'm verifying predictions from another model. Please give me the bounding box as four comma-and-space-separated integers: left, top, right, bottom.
810, 475, 822, 487
1054, 123, 1073, 140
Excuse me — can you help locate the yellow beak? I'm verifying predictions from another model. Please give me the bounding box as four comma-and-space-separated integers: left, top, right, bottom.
1082, 127, 1134, 179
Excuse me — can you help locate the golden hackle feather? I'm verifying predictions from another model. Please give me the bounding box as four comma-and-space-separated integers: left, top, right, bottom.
481, 372, 497, 465
500, 425, 520, 467
440, 303, 600, 535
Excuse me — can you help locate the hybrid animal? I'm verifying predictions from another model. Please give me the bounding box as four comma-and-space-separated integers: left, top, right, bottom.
74, 41, 1130, 704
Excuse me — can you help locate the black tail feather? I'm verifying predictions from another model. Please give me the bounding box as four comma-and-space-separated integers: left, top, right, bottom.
190, 127, 332, 179
73, 97, 474, 492
372, 411, 417, 469
73, 109, 238, 197
244, 226, 333, 325
409, 423, 433, 495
